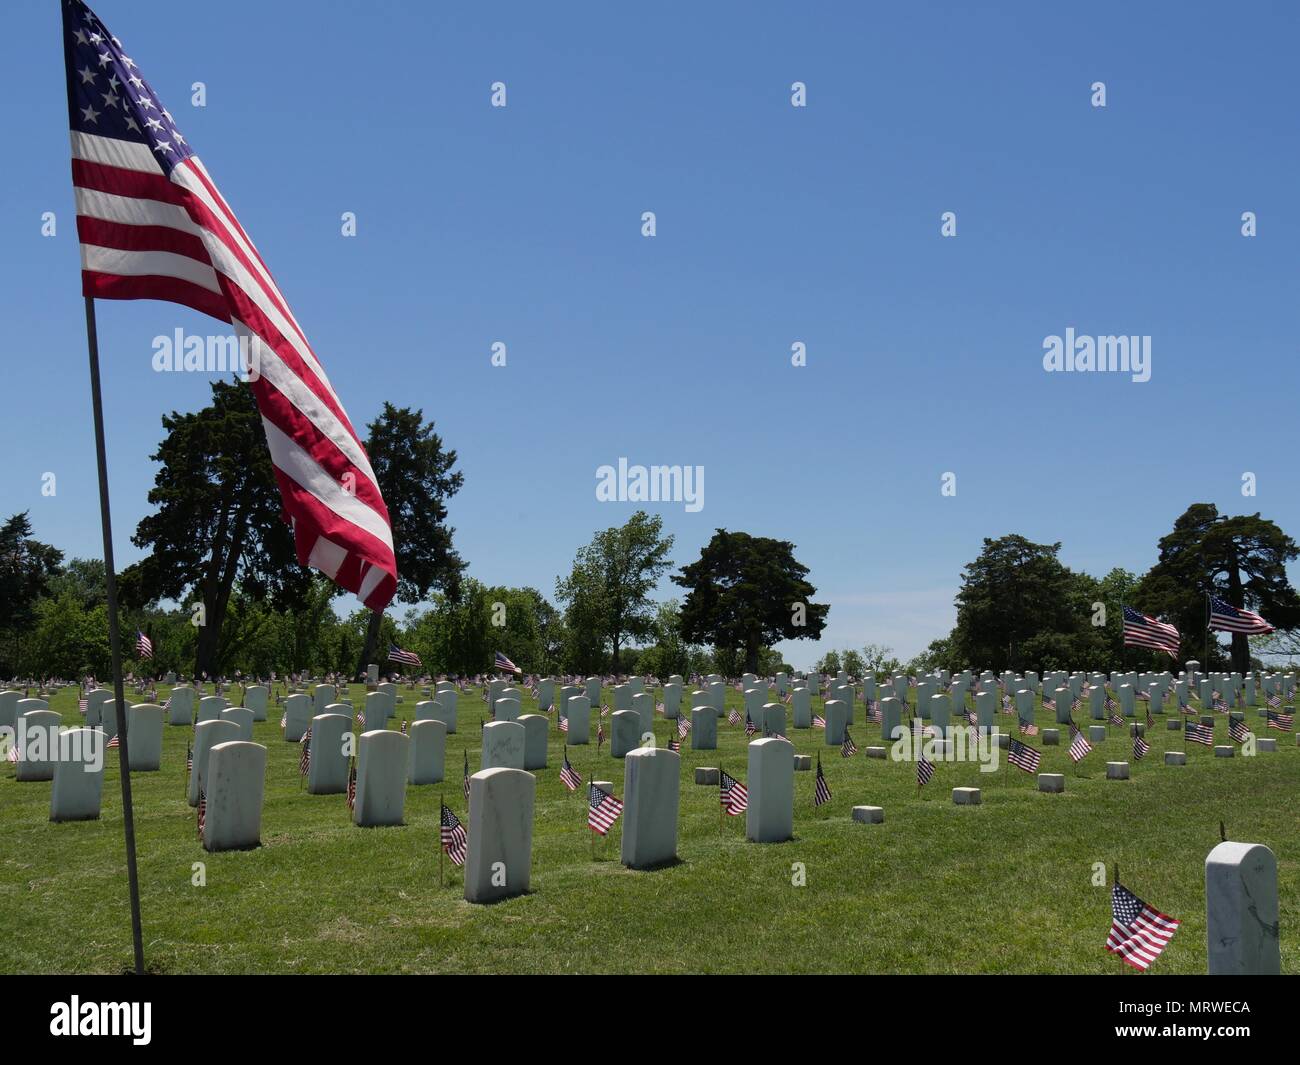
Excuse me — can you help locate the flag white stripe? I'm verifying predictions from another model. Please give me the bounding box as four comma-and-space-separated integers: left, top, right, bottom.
70, 129, 162, 175
79, 242, 221, 293
260, 418, 395, 551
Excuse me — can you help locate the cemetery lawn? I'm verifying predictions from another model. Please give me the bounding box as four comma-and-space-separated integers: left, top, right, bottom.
1, 685, 1296, 975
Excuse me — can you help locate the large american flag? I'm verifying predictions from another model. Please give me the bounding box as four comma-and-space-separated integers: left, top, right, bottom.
388, 644, 422, 669
135, 630, 152, 660
1106, 884, 1179, 971
1122, 606, 1180, 657
61, 0, 396, 610
494, 651, 520, 675
1208, 595, 1273, 635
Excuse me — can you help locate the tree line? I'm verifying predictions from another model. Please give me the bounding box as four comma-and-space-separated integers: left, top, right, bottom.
0, 381, 829, 680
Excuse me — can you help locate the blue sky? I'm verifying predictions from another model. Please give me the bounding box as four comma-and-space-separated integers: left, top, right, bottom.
4, 0, 1299, 668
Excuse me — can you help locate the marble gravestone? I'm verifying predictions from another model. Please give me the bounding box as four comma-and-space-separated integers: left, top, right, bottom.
126, 703, 164, 771
15, 708, 60, 781
308, 713, 352, 794
518, 714, 549, 771
0, 690, 17, 731
632, 692, 655, 734
190, 719, 240, 805
50, 728, 105, 821
312, 684, 336, 718
565, 695, 591, 744
880, 696, 904, 742
746, 738, 794, 844
408, 718, 447, 785
690, 706, 717, 750
494, 697, 521, 723
610, 710, 641, 758
244, 685, 269, 722
221, 706, 255, 742
464, 767, 535, 904
621, 747, 680, 870
432, 693, 457, 734
662, 682, 682, 720
823, 699, 847, 745
202, 741, 267, 851
481, 720, 526, 770
196, 695, 225, 726
167, 686, 195, 726
1205, 841, 1281, 975
790, 687, 812, 729
283, 694, 312, 742
84, 689, 111, 729
353, 730, 408, 827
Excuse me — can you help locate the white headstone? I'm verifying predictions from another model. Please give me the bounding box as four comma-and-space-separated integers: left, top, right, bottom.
202, 740, 267, 851
1205, 841, 1280, 974
308, 713, 352, 794
610, 710, 641, 758
244, 685, 268, 721
191, 719, 240, 805
464, 767, 534, 904
15, 708, 60, 781
221, 706, 255, 741
746, 738, 794, 844
50, 728, 105, 821
283, 693, 312, 742
126, 703, 164, 771
167, 686, 195, 725
690, 706, 716, 750
621, 747, 679, 870
565, 695, 591, 744
407, 718, 447, 785
481, 720, 526, 770
518, 714, 549, 770
353, 730, 408, 827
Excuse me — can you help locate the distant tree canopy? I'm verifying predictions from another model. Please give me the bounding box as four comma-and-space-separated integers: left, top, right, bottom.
555, 511, 674, 674
673, 529, 827, 674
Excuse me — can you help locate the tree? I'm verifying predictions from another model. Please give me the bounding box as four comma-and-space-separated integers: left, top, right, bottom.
0, 513, 64, 674
556, 511, 674, 673
119, 380, 311, 676
672, 529, 828, 673
861, 642, 902, 679
840, 649, 865, 677
949, 534, 1082, 672
815, 650, 842, 676
1136, 504, 1300, 673
357, 404, 465, 672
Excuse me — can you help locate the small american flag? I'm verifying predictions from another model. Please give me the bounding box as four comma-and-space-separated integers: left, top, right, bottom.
727, 708, 741, 726
813, 755, 832, 806
107, 734, 119, 750
78, 697, 87, 716
299, 728, 311, 776
744, 714, 758, 736
1228, 717, 1250, 743
1001, 694, 1013, 714
1007, 738, 1041, 774
600, 703, 612, 717
399, 720, 408, 735
677, 715, 691, 737
136, 631, 153, 660
719, 770, 748, 815
185, 744, 192, 773
597, 721, 605, 749
440, 802, 467, 866
356, 710, 366, 729
841, 728, 857, 757
346, 765, 357, 810
279, 712, 287, 731
1266, 692, 1282, 709
654, 701, 665, 716
1018, 717, 1039, 737
1267, 710, 1293, 732
587, 783, 623, 835
1106, 883, 1179, 971
1185, 721, 1214, 746
1067, 721, 1093, 763
1104, 694, 1117, 713
196, 788, 206, 841
916, 752, 935, 787
559, 749, 582, 791
463, 751, 471, 804
1042, 694, 1057, 714
557, 714, 568, 733
812, 713, 826, 729
1133, 734, 1151, 761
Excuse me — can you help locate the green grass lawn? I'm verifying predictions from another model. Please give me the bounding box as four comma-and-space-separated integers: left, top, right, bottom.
1, 683, 1295, 974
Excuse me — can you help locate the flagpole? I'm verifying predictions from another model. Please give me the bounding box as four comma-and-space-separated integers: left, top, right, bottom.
84, 296, 145, 976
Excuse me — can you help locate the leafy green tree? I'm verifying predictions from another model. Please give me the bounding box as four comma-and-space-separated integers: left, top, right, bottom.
673, 529, 827, 673
27, 590, 110, 679
815, 650, 842, 675
357, 404, 465, 672
119, 381, 311, 676
556, 511, 674, 673
0, 513, 64, 674
861, 642, 902, 679
840, 649, 865, 677
949, 535, 1081, 672
1135, 504, 1300, 673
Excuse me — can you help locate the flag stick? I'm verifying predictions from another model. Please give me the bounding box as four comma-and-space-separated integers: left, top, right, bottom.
83, 296, 145, 977
439, 791, 444, 888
